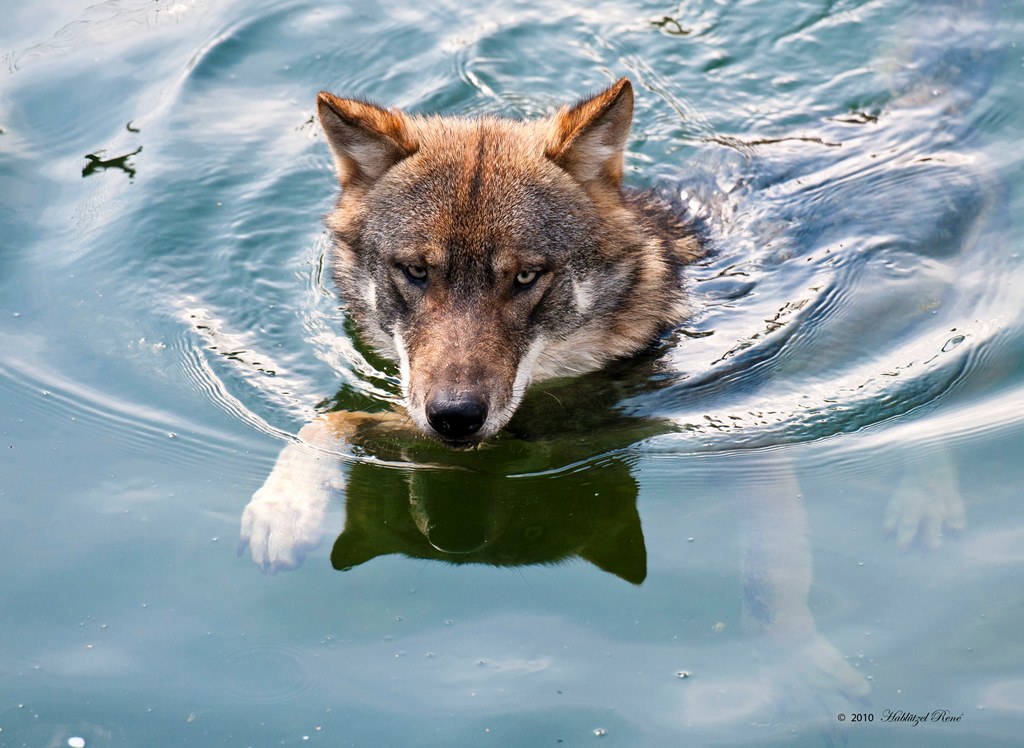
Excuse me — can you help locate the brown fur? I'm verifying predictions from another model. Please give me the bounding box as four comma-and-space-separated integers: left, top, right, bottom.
316, 78, 702, 444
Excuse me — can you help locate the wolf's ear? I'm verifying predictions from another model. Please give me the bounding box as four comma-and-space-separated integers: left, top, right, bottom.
546, 78, 633, 188
316, 92, 418, 188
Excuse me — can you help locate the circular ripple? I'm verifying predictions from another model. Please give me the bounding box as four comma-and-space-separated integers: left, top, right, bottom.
214, 643, 318, 704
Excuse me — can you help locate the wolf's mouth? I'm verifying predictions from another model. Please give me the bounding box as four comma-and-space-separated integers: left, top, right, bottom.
438, 437, 482, 450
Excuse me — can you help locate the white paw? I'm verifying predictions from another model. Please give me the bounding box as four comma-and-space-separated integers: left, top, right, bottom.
884, 456, 965, 549
238, 442, 344, 574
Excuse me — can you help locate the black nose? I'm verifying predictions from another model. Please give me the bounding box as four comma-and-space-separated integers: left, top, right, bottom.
425, 394, 487, 441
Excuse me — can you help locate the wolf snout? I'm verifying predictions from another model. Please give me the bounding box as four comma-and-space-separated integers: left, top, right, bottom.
425, 392, 488, 442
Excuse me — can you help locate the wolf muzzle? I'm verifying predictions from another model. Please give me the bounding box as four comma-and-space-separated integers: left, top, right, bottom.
400, 307, 523, 444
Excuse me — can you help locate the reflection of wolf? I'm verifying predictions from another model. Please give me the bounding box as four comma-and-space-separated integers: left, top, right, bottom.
332, 457, 646, 584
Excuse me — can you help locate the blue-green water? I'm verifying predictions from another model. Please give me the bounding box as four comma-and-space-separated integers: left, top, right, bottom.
2, 0, 1023, 745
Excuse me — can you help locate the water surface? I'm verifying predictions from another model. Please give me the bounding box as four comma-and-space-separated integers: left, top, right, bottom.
2, 0, 1023, 745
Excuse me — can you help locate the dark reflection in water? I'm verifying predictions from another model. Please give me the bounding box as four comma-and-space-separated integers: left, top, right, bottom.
334, 456, 645, 584
82, 145, 142, 179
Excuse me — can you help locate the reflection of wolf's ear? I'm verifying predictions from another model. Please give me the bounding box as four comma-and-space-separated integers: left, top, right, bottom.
330, 526, 384, 571
546, 78, 633, 188
316, 93, 419, 187
577, 476, 647, 585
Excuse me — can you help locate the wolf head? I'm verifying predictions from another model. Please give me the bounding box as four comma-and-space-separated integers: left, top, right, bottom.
317, 79, 693, 446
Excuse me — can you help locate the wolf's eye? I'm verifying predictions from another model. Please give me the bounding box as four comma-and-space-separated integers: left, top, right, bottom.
403, 265, 428, 283
514, 269, 540, 288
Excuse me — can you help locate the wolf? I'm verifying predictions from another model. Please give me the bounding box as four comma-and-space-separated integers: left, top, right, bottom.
236, 73, 976, 710
316, 77, 701, 446
239, 78, 701, 571
240, 76, 966, 577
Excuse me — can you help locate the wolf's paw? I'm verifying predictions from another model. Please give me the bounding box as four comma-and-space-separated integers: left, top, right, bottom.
238, 442, 343, 574
238, 487, 323, 574
884, 459, 965, 549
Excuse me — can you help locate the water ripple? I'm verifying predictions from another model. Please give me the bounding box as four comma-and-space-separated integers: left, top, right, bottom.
20, 0, 1013, 471
213, 642, 318, 704
0, 335, 247, 470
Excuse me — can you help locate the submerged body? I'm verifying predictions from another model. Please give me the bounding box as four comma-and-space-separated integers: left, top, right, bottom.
317, 79, 701, 445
